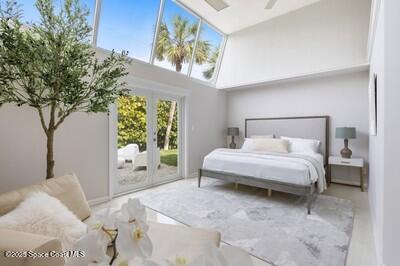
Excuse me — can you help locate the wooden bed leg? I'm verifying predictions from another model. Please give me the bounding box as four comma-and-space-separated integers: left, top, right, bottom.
198, 169, 202, 188
307, 193, 311, 215
267, 189, 272, 197
235, 183, 239, 190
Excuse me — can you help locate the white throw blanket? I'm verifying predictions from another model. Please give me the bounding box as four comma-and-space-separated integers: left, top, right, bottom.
203, 149, 327, 193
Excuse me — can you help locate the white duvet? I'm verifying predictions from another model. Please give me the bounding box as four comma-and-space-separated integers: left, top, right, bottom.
202, 148, 327, 193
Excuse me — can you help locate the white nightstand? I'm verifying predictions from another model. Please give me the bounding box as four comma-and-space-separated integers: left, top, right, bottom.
328, 156, 365, 191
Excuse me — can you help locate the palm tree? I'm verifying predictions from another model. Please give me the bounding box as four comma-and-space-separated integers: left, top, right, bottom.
156, 15, 210, 150
203, 48, 219, 80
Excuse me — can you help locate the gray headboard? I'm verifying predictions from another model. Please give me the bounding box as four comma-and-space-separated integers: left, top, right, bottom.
245, 116, 330, 165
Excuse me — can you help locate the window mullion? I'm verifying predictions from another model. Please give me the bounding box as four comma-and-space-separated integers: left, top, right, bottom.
91, 0, 102, 47
212, 35, 227, 85
188, 19, 202, 77
150, 0, 166, 64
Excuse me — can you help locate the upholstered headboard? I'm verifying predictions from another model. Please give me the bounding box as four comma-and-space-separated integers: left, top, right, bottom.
245, 116, 330, 165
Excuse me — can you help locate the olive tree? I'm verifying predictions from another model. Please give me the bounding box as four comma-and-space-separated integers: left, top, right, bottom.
0, 0, 131, 179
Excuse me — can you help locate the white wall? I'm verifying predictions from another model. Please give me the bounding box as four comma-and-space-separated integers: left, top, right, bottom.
382, 0, 400, 264
217, 0, 371, 88
368, 0, 384, 263
227, 71, 370, 183
368, 0, 400, 264
0, 49, 227, 200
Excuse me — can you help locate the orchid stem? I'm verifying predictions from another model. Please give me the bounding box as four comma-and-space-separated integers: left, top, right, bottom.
109, 230, 118, 265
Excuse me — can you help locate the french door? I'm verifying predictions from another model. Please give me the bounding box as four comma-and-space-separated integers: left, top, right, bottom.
114, 89, 182, 195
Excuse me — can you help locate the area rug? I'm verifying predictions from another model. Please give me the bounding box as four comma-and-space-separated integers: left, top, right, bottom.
139, 178, 354, 266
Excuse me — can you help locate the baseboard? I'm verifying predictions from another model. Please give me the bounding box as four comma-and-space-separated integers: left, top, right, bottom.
88, 196, 110, 206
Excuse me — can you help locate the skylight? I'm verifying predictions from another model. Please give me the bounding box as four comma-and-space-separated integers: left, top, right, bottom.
17, 0, 225, 83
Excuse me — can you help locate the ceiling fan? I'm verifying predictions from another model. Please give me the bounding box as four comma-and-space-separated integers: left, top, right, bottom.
203, 0, 279, 12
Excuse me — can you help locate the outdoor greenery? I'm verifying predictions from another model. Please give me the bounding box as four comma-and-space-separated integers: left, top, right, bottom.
203, 48, 219, 80
160, 149, 177, 166
156, 15, 210, 73
117, 96, 178, 151
0, 0, 131, 179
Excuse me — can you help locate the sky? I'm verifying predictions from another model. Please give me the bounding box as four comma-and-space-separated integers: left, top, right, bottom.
13, 0, 223, 81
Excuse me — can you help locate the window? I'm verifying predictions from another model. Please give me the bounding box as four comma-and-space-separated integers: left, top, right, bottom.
93, 0, 225, 83
153, 0, 199, 75
190, 23, 223, 81
17, 0, 95, 27
97, 0, 160, 62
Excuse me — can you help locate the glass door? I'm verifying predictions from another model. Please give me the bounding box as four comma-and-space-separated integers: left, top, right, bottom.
153, 95, 180, 183
114, 90, 182, 195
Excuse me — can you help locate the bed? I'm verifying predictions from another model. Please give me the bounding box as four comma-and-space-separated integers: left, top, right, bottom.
198, 116, 330, 214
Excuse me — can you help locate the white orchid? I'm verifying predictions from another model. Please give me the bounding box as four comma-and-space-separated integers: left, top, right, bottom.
90, 207, 118, 231
67, 230, 110, 266
88, 207, 119, 246
116, 218, 153, 261
120, 198, 147, 222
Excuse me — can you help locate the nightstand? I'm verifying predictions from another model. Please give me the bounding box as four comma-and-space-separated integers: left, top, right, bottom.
328, 156, 365, 191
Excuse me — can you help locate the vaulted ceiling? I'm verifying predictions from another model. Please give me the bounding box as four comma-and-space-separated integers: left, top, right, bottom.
177, 0, 321, 34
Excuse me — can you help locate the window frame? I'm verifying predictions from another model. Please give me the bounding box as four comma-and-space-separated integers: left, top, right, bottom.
92, 0, 227, 85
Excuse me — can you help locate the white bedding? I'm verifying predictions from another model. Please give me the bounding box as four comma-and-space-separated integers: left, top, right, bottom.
202, 148, 327, 193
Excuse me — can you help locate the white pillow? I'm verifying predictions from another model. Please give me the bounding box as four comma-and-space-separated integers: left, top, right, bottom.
281, 136, 321, 153
0, 192, 87, 250
241, 138, 253, 150
250, 138, 289, 153
242, 136, 274, 150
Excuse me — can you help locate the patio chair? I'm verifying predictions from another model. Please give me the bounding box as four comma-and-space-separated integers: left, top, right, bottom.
118, 144, 139, 164
134, 148, 161, 169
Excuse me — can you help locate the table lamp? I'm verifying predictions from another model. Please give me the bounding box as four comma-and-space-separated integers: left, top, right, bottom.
227, 127, 239, 149
336, 127, 356, 158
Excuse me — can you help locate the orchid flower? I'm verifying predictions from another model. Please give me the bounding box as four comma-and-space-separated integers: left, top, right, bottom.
89, 207, 118, 243
120, 198, 147, 222
90, 207, 118, 231
116, 218, 153, 261
67, 230, 110, 266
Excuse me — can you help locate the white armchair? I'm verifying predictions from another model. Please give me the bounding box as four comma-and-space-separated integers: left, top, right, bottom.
118, 144, 139, 163
134, 149, 161, 169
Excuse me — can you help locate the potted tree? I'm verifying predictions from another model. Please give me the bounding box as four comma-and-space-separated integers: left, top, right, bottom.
0, 0, 131, 179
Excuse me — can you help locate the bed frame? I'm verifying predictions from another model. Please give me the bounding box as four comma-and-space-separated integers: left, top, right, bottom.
198, 116, 330, 214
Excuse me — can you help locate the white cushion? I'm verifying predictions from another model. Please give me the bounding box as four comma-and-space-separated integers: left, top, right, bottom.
241, 138, 254, 150
249, 138, 289, 153
0, 192, 87, 251
241, 135, 275, 150
281, 136, 321, 153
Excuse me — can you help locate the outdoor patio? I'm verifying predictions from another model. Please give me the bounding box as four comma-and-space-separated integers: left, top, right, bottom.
118, 163, 177, 185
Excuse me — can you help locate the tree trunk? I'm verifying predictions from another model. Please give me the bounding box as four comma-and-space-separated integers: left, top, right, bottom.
46, 128, 55, 179
175, 62, 182, 73
164, 101, 176, 151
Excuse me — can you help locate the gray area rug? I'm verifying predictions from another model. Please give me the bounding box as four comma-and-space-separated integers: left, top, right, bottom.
139, 178, 354, 266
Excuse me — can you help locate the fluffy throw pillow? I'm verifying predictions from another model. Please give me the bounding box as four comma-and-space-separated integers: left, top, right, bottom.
250, 138, 289, 153
281, 136, 321, 153
0, 192, 87, 250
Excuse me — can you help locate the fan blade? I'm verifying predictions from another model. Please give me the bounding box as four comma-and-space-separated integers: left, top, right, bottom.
205, 0, 229, 11
265, 0, 278, 9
